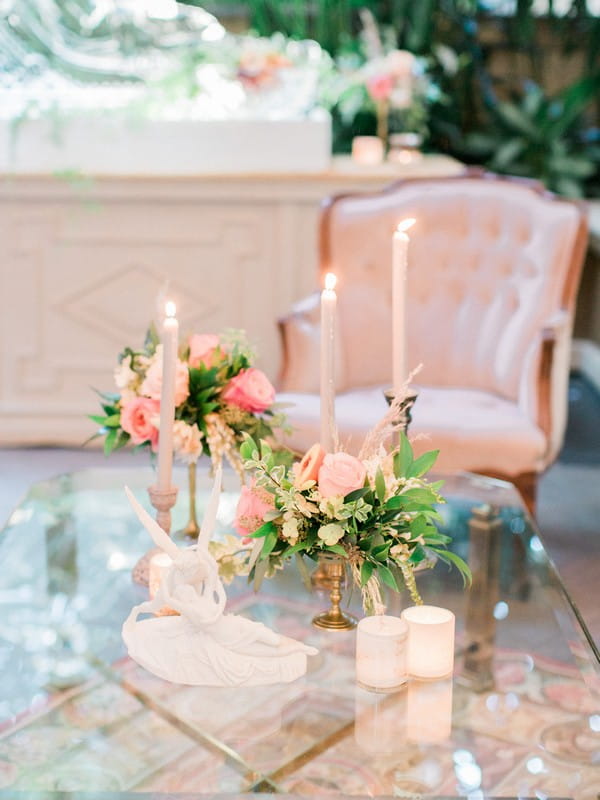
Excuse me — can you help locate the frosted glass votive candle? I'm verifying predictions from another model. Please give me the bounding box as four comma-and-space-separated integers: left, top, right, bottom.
355, 614, 408, 692
351, 136, 384, 166
401, 605, 455, 679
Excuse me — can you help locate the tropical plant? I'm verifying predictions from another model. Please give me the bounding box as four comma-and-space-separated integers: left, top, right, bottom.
457, 75, 600, 197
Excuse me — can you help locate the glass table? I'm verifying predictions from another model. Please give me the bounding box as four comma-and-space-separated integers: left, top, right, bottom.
0, 466, 598, 799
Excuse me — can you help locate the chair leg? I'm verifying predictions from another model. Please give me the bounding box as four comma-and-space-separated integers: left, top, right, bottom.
513, 472, 538, 518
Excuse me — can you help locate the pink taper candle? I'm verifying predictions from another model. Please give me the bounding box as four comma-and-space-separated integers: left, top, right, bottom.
392, 218, 415, 395
157, 301, 178, 491
320, 272, 337, 452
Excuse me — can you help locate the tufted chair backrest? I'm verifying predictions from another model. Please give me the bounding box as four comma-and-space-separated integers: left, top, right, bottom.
321, 173, 585, 401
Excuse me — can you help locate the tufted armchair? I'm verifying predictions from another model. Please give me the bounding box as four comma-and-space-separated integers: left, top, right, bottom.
276, 171, 587, 512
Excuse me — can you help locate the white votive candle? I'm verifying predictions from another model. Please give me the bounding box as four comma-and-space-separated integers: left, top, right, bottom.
407, 678, 453, 743
401, 605, 455, 679
352, 135, 384, 166
356, 615, 408, 692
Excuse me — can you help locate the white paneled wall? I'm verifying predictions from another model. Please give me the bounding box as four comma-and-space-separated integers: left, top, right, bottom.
0, 157, 462, 445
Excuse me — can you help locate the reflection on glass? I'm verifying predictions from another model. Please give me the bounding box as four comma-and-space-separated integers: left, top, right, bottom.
354, 687, 406, 755
406, 679, 453, 744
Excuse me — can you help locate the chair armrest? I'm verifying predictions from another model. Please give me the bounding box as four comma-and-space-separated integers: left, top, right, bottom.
277, 293, 322, 393
277, 293, 347, 393
518, 310, 571, 466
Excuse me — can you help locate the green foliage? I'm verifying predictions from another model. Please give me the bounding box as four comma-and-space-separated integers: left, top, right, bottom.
457, 76, 600, 197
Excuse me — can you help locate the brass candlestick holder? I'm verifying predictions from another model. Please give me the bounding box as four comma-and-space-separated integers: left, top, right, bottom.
312, 555, 357, 631
132, 485, 178, 587
177, 462, 200, 540
384, 389, 418, 435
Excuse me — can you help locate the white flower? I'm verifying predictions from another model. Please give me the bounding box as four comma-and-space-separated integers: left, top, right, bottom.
294, 492, 320, 518
318, 523, 345, 547
114, 354, 137, 391
282, 514, 300, 544
319, 495, 346, 520
391, 542, 409, 562
172, 421, 203, 464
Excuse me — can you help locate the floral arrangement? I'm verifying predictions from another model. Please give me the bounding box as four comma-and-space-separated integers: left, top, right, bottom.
235, 39, 292, 90
90, 327, 288, 478
323, 11, 439, 145
232, 418, 470, 612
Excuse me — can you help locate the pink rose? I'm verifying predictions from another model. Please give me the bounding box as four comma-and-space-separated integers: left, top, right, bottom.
189, 333, 220, 369
140, 350, 189, 407
294, 443, 326, 488
120, 397, 160, 451
366, 73, 394, 102
222, 368, 275, 413
318, 452, 367, 499
234, 481, 275, 539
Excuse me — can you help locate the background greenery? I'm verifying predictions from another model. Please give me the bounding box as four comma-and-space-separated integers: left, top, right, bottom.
194, 0, 600, 196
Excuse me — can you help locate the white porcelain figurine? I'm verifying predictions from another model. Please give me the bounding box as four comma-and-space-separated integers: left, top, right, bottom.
122, 469, 317, 686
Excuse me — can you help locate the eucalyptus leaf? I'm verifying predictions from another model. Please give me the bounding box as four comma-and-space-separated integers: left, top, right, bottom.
360, 560, 374, 586
407, 449, 439, 478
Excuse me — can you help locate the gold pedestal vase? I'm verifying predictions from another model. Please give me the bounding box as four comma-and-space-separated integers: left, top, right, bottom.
312, 554, 357, 631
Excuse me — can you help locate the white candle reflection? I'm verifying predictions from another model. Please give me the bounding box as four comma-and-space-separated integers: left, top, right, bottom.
407, 678, 453, 744
354, 687, 406, 755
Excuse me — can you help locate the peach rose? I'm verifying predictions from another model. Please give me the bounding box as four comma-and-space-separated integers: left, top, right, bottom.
189, 334, 220, 369
318, 452, 367, 499
294, 443, 326, 488
140, 348, 189, 407
366, 73, 394, 102
120, 397, 160, 450
222, 368, 275, 413
234, 481, 275, 539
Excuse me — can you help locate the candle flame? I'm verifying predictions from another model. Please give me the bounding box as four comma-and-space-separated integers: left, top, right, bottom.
165, 300, 176, 318
397, 218, 416, 233
324, 272, 337, 291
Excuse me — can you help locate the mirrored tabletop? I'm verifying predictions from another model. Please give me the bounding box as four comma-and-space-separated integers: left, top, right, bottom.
0, 466, 598, 799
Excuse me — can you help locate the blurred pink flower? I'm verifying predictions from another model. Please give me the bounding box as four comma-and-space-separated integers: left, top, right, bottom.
120, 397, 160, 451
222, 367, 275, 413
188, 333, 220, 369
234, 481, 275, 538
318, 452, 366, 498
141, 349, 190, 407
366, 73, 394, 102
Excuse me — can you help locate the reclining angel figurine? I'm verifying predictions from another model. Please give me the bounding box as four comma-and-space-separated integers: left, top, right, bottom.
122, 468, 317, 686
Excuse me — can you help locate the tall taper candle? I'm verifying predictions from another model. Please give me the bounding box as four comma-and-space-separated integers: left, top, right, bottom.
157, 301, 178, 492
320, 272, 337, 452
392, 219, 415, 395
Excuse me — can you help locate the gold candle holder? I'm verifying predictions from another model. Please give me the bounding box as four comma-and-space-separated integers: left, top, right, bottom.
383, 389, 418, 435
179, 462, 200, 539
312, 555, 357, 631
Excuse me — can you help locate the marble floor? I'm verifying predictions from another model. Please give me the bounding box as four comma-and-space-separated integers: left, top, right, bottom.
1, 374, 599, 648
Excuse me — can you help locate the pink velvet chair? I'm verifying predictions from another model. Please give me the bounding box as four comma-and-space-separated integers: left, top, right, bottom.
276, 171, 588, 512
